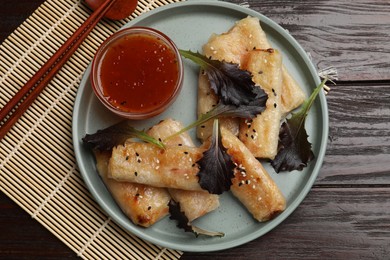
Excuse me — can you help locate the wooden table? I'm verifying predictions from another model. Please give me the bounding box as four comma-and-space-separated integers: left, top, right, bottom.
1, 0, 389, 259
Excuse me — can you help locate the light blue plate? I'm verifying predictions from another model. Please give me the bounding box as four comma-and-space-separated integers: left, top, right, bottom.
72, 0, 328, 252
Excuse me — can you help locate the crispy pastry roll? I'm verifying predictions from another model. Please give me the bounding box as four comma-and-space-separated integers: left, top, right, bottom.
147, 118, 219, 221
94, 151, 170, 227
108, 141, 205, 191
221, 127, 286, 221
239, 48, 283, 159
202, 16, 305, 114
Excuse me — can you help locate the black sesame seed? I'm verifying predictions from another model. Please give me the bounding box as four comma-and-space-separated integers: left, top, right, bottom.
148, 206, 152, 210
178, 143, 183, 146
184, 151, 189, 155
136, 152, 140, 156
125, 156, 129, 160
134, 171, 138, 176
274, 103, 277, 108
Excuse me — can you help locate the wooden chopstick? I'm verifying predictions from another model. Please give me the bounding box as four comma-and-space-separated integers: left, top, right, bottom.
0, 0, 118, 140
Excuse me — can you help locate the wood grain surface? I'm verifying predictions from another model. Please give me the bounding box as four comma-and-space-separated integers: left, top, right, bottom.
1, 0, 389, 259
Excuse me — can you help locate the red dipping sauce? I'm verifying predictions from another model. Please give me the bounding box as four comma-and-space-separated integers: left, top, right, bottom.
91, 27, 183, 119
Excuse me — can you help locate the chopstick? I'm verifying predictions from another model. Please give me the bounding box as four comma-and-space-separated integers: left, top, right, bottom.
0, 0, 118, 140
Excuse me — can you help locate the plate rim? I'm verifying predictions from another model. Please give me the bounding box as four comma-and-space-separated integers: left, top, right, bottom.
72, 0, 329, 252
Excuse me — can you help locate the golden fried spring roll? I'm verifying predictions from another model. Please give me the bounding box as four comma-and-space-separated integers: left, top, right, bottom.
239, 49, 283, 159
147, 118, 219, 221
108, 142, 205, 191
94, 151, 170, 227
203, 16, 305, 114
221, 127, 286, 221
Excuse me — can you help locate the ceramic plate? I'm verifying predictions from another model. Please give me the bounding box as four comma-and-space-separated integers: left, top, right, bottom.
72, 0, 328, 252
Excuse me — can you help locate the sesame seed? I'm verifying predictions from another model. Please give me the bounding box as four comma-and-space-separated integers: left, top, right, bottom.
148, 206, 152, 210
134, 171, 138, 176
155, 165, 160, 170
178, 143, 182, 146
274, 103, 277, 108
201, 125, 206, 128
137, 158, 142, 163
184, 151, 189, 155
252, 185, 256, 189
125, 156, 129, 160
135, 152, 139, 156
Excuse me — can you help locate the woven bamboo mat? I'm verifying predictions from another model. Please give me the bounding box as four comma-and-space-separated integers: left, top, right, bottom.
0, 0, 182, 258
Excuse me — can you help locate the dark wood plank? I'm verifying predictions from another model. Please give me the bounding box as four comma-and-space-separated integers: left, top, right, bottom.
233, 0, 390, 81
0, 193, 77, 259
0, 0, 42, 44
182, 187, 390, 259
318, 83, 390, 185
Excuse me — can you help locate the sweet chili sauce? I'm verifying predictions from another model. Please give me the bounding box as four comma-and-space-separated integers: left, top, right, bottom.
97, 31, 181, 114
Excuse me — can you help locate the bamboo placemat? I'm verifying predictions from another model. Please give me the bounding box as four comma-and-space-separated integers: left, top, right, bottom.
0, 0, 182, 258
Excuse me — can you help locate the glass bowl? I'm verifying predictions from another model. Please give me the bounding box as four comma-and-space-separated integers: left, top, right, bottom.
90, 27, 183, 120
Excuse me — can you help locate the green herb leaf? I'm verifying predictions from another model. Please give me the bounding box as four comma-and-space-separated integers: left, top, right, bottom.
271, 78, 327, 172
196, 120, 235, 194
82, 121, 165, 151
168, 200, 224, 237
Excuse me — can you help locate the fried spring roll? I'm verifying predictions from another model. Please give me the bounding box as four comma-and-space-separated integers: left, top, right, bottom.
94, 151, 170, 227
147, 118, 219, 221
202, 16, 305, 114
108, 142, 205, 191
221, 127, 286, 221
239, 49, 283, 159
